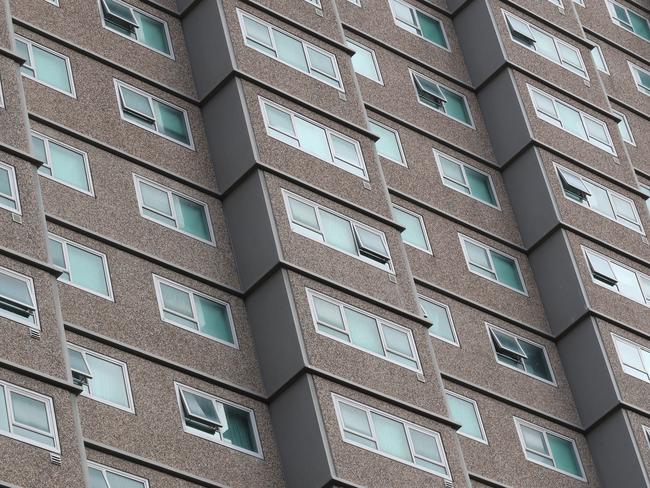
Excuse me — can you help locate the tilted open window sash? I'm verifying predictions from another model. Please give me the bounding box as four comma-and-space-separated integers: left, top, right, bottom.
179, 388, 222, 435
506, 14, 536, 46
558, 168, 591, 201
353, 225, 391, 264
0, 271, 37, 326
101, 0, 138, 31
586, 252, 618, 286
119, 86, 155, 125
413, 74, 447, 108
67, 348, 92, 387
490, 328, 527, 362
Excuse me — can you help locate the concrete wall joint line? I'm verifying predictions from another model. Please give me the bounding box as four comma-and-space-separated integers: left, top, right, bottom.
0, 45, 24, 64
608, 94, 650, 122
468, 472, 515, 488
0, 244, 62, 277
0, 141, 44, 168
0, 357, 81, 394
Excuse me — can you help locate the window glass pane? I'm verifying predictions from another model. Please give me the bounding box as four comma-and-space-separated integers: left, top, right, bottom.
32, 46, 71, 93
340, 402, 376, 448
88, 467, 109, 488
68, 348, 91, 376
611, 195, 637, 223
67, 245, 109, 296
288, 197, 319, 230
331, 135, 360, 167
616, 114, 633, 143
382, 326, 413, 357
585, 181, 615, 218
140, 182, 172, 216
183, 390, 219, 424
520, 341, 553, 381
355, 226, 388, 257
104, 0, 137, 23
294, 118, 331, 161
48, 238, 66, 269
629, 11, 650, 40
306, 47, 336, 78
15, 40, 30, 66
556, 103, 586, 139
440, 157, 467, 190
369, 121, 403, 163
532, 91, 557, 118
222, 404, 257, 452
243, 16, 272, 48
136, 12, 170, 54
48, 142, 89, 192
105, 472, 145, 488
348, 42, 380, 81
393, 207, 428, 250
372, 413, 411, 462
410, 428, 442, 463
440, 88, 470, 124
86, 355, 129, 407
466, 241, 491, 269
617, 339, 644, 371
31, 136, 47, 163
0, 387, 9, 432
160, 282, 193, 318
313, 296, 345, 330
419, 299, 455, 343
121, 88, 153, 119
274, 30, 308, 72
195, 296, 233, 343
417, 12, 447, 47
154, 102, 190, 145
392, 2, 417, 30
591, 47, 607, 72
548, 434, 582, 476
174, 195, 211, 241
492, 252, 524, 291
611, 263, 644, 302
0, 272, 32, 308
532, 29, 560, 62
320, 210, 357, 254
465, 167, 496, 205
521, 424, 549, 455
345, 308, 383, 355
558, 43, 582, 70
11, 392, 49, 432
266, 105, 295, 138
584, 118, 609, 144
445, 393, 483, 439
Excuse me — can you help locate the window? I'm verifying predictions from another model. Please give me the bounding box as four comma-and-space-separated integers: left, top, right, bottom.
613, 109, 635, 145
346, 38, 382, 84
88, 462, 149, 488
0, 380, 59, 452
605, 0, 650, 42
643, 426, 650, 446
459, 235, 526, 294
368, 119, 406, 166
44, 0, 60, 4
99, 0, 173, 57
392, 205, 431, 252
238, 10, 343, 90
418, 296, 458, 345
584, 247, 650, 307
133, 175, 214, 244
0, 266, 38, 329
31, 132, 93, 195
283, 191, 393, 272
641, 184, 650, 213
0, 76, 4, 108
556, 165, 643, 233
14, 36, 75, 96
546, 0, 563, 6
434, 150, 498, 207
528, 85, 615, 154
628, 62, 650, 96
306, 289, 422, 371
48, 234, 113, 300
411, 71, 473, 127
152, 275, 237, 346
591, 45, 609, 74
388, 0, 448, 49
0, 161, 21, 214
175, 383, 262, 456
333, 394, 451, 479
114, 80, 193, 148
487, 324, 555, 383
444, 391, 487, 443
66, 344, 134, 412
503, 11, 588, 78
612, 334, 650, 383
304, 0, 322, 6
573, 0, 584, 7
347, 0, 361, 5
259, 98, 367, 178
514, 418, 585, 480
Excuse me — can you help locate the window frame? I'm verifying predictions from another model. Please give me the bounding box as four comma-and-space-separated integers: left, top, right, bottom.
152, 274, 239, 348
433, 149, 500, 209
332, 393, 452, 480
0, 76, 4, 108
113, 79, 195, 150
67, 343, 135, 413
0, 265, 39, 329
346, 38, 383, 85
237, 9, 344, 91
513, 417, 586, 481
368, 118, 407, 167
31, 131, 94, 196
15, 35, 76, 98
387, 0, 450, 51
0, 161, 21, 215
486, 323, 557, 386
132, 174, 216, 245
612, 333, 650, 383
605, 0, 650, 43
304, 0, 322, 6
87, 461, 150, 488
174, 382, 263, 458
306, 288, 423, 372
628, 61, 650, 96
458, 234, 528, 295
0, 380, 60, 453
410, 69, 475, 128
418, 295, 459, 346
392, 204, 431, 254
97, 0, 174, 58
444, 390, 488, 444
591, 44, 609, 74
44, 0, 60, 4
258, 97, 367, 179
612, 109, 635, 146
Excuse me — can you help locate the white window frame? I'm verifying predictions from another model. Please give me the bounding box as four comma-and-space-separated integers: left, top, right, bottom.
486, 323, 557, 386
392, 204, 432, 253
628, 61, 650, 96
282, 190, 394, 273
555, 164, 644, 234
44, 0, 60, 4
347, 0, 361, 5
332, 393, 452, 480
152, 274, 238, 348
15, 35, 76, 98
87, 461, 150, 488
237, 9, 344, 91
0, 161, 21, 215
303, 0, 322, 7
48, 233, 114, 301
433, 149, 500, 209
605, 0, 650, 43
67, 343, 135, 413
591, 44, 609, 74
113, 79, 195, 150
418, 295, 459, 346
513, 417, 586, 481
306, 288, 423, 372
0, 265, 39, 329
643, 425, 650, 446
0, 76, 4, 108
612, 333, 650, 383
346, 38, 383, 85
132, 174, 216, 245
387, 0, 450, 51
527, 84, 616, 155
0, 380, 60, 453
410, 69, 475, 129
97, 0, 174, 58
612, 109, 635, 146
31, 131, 94, 196
368, 118, 407, 167
573, 0, 585, 7
503, 10, 588, 79
174, 382, 263, 458
458, 234, 528, 295
259, 97, 367, 179
444, 390, 488, 444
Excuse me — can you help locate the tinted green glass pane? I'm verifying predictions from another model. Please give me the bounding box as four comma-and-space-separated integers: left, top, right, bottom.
288, 197, 319, 230
274, 30, 308, 72
0, 388, 9, 432
136, 12, 170, 54
174, 195, 211, 241
31, 136, 47, 163
32, 46, 71, 93
48, 238, 65, 269
369, 121, 403, 163
521, 425, 549, 454
417, 12, 447, 47
121, 88, 153, 118
320, 210, 356, 254
393, 207, 428, 249
466, 167, 496, 205
15, 40, 30, 65
294, 117, 331, 161
11, 392, 49, 432
154, 101, 190, 145
104, 0, 137, 23
88, 468, 109, 488
48, 142, 89, 191
68, 245, 109, 296
223, 405, 257, 452
440, 87, 471, 124
196, 296, 233, 343
86, 355, 129, 407
629, 11, 650, 40
419, 299, 455, 343
371, 413, 411, 462
105, 472, 145, 488
520, 341, 553, 381
446, 393, 483, 439
346, 308, 383, 355
492, 252, 524, 291
183, 390, 218, 423
348, 42, 380, 81
0, 168, 12, 203
548, 434, 582, 476
67, 348, 91, 376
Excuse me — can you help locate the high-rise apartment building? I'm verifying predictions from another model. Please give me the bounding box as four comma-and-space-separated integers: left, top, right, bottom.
0, 0, 648, 486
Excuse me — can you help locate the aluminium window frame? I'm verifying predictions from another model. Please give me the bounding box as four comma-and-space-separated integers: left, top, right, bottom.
87, 461, 150, 488
0, 161, 21, 215
513, 417, 587, 481
44, 0, 60, 4
0, 75, 4, 108
643, 425, 650, 446
174, 382, 263, 458
444, 390, 488, 444
31, 131, 94, 196
303, 0, 322, 7
611, 333, 650, 383
392, 204, 432, 254
368, 118, 407, 167
612, 109, 635, 146
418, 295, 459, 346
306, 288, 423, 372
387, 0, 450, 51
152, 274, 239, 348
605, 0, 650, 43
0, 265, 39, 330
458, 234, 528, 295
591, 44, 609, 74
628, 61, 650, 96
14, 35, 76, 98
346, 37, 384, 85
113, 79, 195, 150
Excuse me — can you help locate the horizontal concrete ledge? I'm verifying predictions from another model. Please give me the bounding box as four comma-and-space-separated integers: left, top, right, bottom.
0, 357, 81, 394
0, 45, 25, 65
584, 402, 650, 433
469, 472, 514, 488
0, 480, 21, 488
608, 94, 650, 122
0, 244, 62, 277
584, 26, 650, 67
321, 477, 367, 488
0, 141, 45, 168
